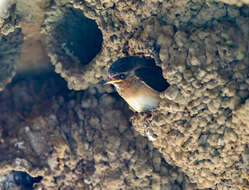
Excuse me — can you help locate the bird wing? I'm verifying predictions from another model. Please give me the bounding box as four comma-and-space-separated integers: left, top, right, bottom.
134, 66, 170, 92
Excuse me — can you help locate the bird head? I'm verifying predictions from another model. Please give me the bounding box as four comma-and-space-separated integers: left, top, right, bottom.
105, 56, 149, 85
106, 56, 170, 92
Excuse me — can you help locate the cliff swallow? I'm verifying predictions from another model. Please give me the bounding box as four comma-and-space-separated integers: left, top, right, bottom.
106, 56, 170, 112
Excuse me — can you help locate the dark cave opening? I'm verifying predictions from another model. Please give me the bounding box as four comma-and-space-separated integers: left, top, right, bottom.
53, 7, 103, 66
11, 171, 42, 190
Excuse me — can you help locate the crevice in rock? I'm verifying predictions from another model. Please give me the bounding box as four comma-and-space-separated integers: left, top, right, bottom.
0, 73, 196, 189
53, 7, 103, 66
42, 5, 103, 69
0, 28, 23, 91
41, 4, 104, 90
0, 171, 42, 190
13, 171, 42, 190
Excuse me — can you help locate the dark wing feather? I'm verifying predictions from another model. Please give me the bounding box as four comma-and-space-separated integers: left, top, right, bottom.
135, 66, 170, 92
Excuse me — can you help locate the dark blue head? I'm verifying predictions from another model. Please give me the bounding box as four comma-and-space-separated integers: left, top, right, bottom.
108, 56, 150, 76
107, 56, 170, 92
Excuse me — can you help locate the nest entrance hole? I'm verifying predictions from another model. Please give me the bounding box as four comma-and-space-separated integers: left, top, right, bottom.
54, 8, 103, 65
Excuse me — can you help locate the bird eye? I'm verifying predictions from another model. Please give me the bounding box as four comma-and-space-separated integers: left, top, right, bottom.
119, 74, 126, 80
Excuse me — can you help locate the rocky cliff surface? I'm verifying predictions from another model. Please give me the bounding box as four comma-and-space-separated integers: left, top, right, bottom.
0, 0, 248, 189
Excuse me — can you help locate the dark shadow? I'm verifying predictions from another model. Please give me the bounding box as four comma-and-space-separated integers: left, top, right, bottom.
12, 171, 42, 190
53, 7, 103, 66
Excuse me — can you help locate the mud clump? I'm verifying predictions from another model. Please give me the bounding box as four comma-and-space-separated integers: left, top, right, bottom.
0, 72, 69, 138
0, 29, 23, 91
132, 12, 249, 190
0, 81, 196, 189
42, 0, 248, 91
42, 4, 103, 90
216, 0, 249, 6
0, 0, 20, 35
0, 1, 23, 91
0, 0, 249, 189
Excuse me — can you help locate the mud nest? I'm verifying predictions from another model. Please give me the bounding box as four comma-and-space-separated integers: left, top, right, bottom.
42, 4, 103, 90
0, 29, 23, 91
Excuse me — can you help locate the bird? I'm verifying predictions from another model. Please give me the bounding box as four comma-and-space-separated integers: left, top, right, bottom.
105, 56, 170, 112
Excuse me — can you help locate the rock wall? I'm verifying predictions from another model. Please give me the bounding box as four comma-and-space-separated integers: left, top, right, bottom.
0, 29, 23, 91
216, 0, 249, 6
0, 0, 23, 91
0, 0, 248, 189
0, 75, 195, 189
132, 19, 249, 189
41, 1, 249, 188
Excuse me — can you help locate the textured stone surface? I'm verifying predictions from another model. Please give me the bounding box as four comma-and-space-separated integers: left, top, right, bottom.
0, 0, 23, 91
41, 3, 103, 90
0, 29, 23, 91
0, 0, 51, 91
216, 0, 249, 6
0, 0, 18, 35
0, 0, 249, 189
132, 10, 249, 190
0, 75, 195, 189
41, 0, 249, 91
45, 1, 248, 187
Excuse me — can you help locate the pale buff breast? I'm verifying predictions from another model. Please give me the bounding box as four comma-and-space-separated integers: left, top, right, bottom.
114, 78, 160, 112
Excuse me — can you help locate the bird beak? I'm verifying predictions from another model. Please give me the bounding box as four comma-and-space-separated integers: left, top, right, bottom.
104, 78, 123, 85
